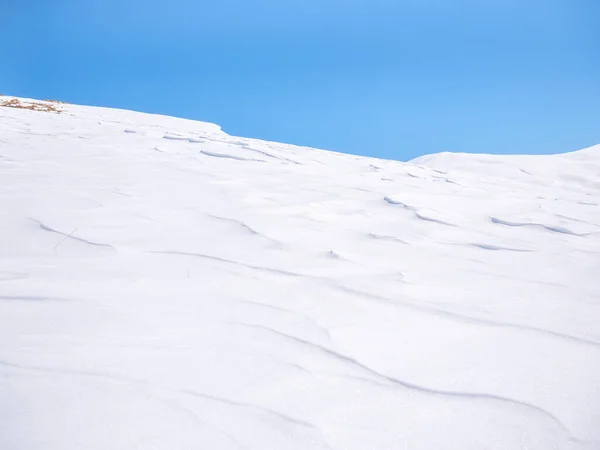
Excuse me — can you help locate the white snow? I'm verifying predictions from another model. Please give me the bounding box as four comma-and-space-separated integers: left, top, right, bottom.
1, 97, 599, 450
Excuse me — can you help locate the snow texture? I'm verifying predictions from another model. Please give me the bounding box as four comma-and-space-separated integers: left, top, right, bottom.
1, 96, 600, 450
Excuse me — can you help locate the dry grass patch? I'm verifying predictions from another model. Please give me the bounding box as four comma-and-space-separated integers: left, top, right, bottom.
0, 97, 63, 113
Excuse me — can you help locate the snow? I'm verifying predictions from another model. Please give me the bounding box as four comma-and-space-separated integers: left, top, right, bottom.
1, 96, 599, 450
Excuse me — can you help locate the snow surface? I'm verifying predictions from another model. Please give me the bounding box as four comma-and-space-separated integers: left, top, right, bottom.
1, 97, 599, 450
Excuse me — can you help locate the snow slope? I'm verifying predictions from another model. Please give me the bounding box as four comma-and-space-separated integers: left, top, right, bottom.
1, 97, 599, 450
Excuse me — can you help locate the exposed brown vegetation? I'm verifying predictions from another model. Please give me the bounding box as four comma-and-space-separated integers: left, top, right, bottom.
0, 97, 63, 113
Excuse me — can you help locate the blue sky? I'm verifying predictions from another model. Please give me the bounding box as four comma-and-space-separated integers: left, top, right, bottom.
2, 0, 599, 160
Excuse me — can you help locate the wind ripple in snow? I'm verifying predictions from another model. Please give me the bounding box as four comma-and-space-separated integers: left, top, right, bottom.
415, 210, 456, 226
384, 196, 457, 226
469, 243, 532, 252
228, 322, 587, 444
490, 217, 584, 236
383, 196, 415, 209
207, 214, 281, 246
30, 218, 114, 250
200, 150, 264, 162
367, 233, 409, 245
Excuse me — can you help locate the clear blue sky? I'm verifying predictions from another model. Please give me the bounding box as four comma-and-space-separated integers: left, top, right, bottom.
2, 0, 599, 160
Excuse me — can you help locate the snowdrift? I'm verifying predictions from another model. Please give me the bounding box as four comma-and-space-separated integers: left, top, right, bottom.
1, 97, 599, 450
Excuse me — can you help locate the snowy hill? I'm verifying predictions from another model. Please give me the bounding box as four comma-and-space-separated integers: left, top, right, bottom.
1, 97, 599, 450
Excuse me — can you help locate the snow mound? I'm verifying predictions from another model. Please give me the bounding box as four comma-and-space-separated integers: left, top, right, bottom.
410, 146, 600, 194
1, 97, 600, 450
